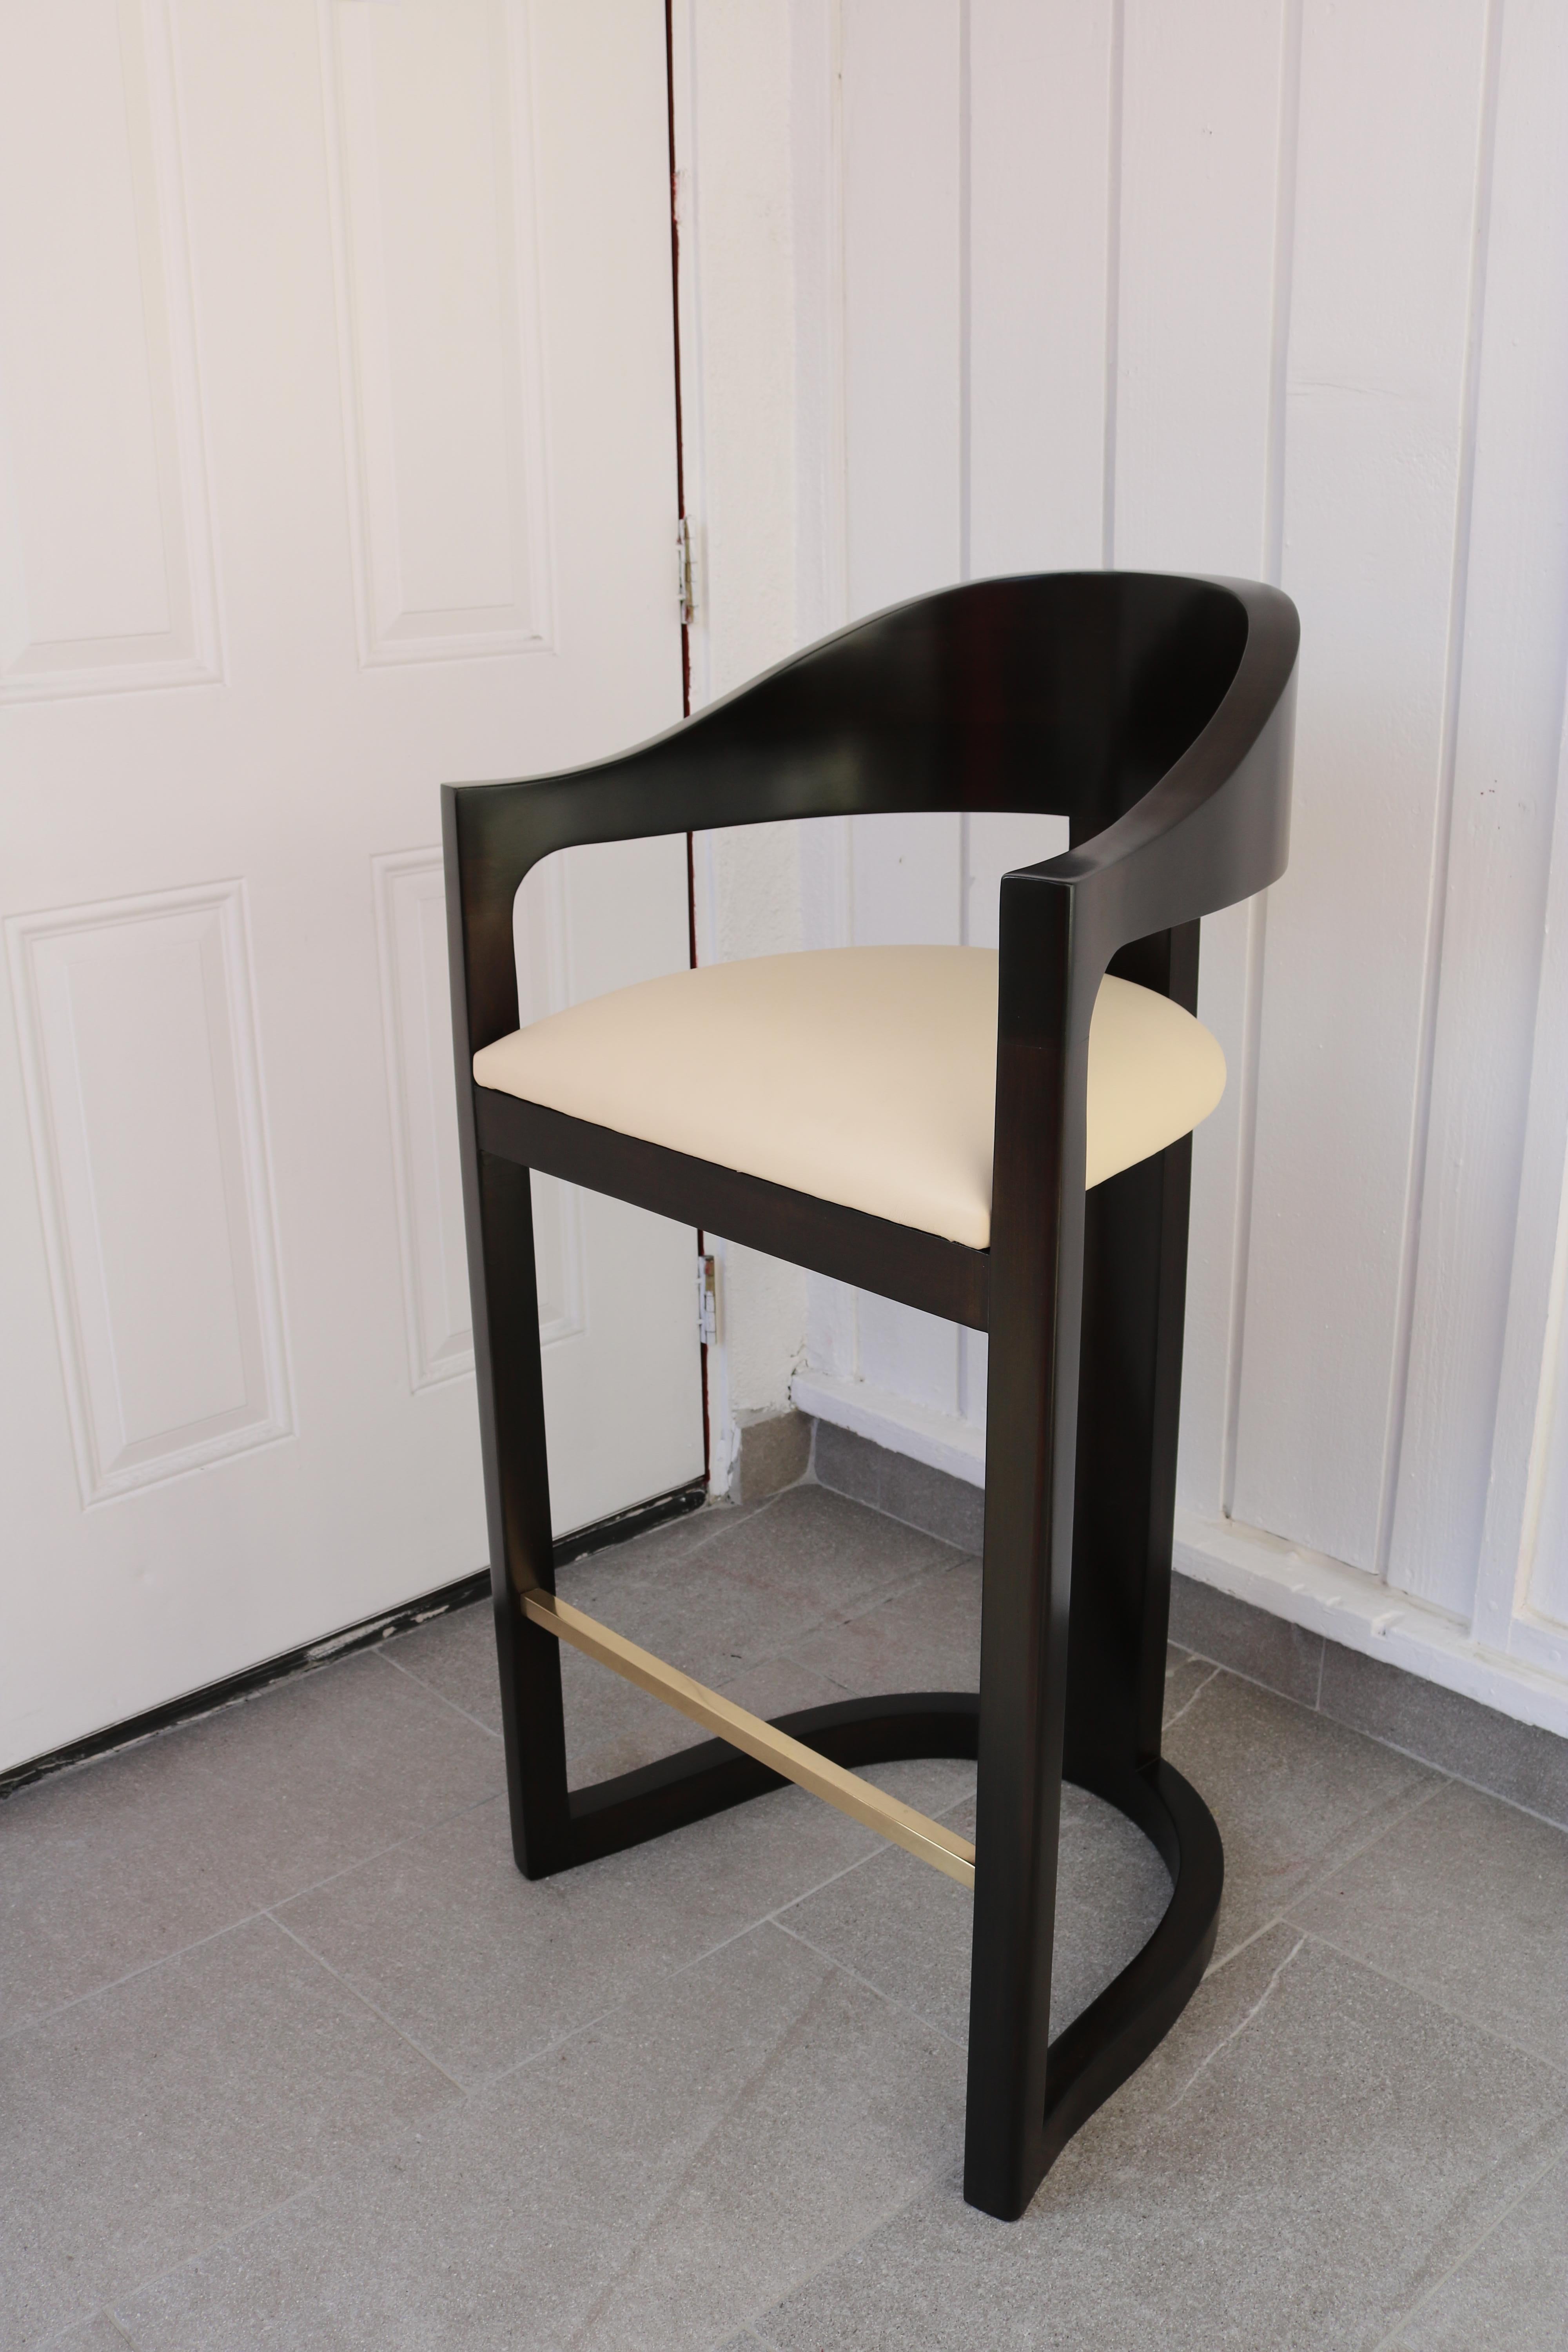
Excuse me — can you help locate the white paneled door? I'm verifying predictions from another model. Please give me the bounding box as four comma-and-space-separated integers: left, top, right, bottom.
0, 0, 704, 1772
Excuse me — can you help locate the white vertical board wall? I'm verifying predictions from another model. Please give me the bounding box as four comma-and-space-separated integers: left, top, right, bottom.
789, 0, 1568, 1734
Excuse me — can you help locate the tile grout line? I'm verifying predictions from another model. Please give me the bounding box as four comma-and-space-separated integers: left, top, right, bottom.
1289, 1926, 1568, 2088
1181, 1649, 1568, 1835
469, 1788, 967, 2099
87, 1862, 932, 2352
97, 2177, 331, 2339
768, 1912, 968, 2052
728, 2157, 956, 2348
266, 1909, 474, 2096
558, 1968, 863, 2348
1338, 1746, 1568, 1837
1368, 2137, 1566, 2352
1279, 1769, 1450, 1915
0, 1793, 504, 2049
372, 1643, 503, 1739
1203, 1774, 1447, 1980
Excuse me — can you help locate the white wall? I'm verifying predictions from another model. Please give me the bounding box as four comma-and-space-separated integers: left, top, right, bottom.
676, 0, 1568, 1736
671, 1, 808, 1487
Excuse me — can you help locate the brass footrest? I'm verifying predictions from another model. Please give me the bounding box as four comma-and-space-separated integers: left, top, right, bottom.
523, 1588, 976, 1889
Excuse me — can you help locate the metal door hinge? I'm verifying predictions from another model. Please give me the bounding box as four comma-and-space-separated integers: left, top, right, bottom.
697, 1252, 717, 1347
677, 515, 695, 627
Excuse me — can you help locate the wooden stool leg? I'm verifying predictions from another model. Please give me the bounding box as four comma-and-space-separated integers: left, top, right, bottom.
1064, 1068, 1194, 1796
964, 922, 1221, 2221
470, 1149, 572, 1879
964, 1169, 1086, 2219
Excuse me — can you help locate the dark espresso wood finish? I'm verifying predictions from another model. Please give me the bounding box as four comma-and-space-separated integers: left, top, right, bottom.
475, 1090, 991, 1332
443, 572, 1298, 2221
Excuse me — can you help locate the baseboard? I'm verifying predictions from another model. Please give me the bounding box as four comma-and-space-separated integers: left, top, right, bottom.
1172, 1508, 1568, 1744
793, 1369, 985, 1488
807, 1413, 1568, 1831
0, 1478, 709, 1804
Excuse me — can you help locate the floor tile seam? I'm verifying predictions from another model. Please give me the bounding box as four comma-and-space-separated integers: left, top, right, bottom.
1177, 1648, 1489, 1790
460, 1978, 679, 2098
1178, 1651, 1366, 1735
779, 1562, 956, 1633
1367, 2140, 1568, 2352
750, 1829, 933, 1919
1242, 1664, 1568, 1835
1286, 1922, 1568, 2084
472, 1825, 968, 2105
767, 1913, 967, 2053
826, 1552, 972, 1634
728, 2160, 957, 2347
841, 1484, 978, 1562
262, 1792, 506, 1922
629, 1552, 843, 1661
662, 1492, 785, 1569
558, 1961, 867, 2348
1198, 1780, 1447, 1982
1160, 1662, 1224, 1731
371, 1644, 503, 1739
815, 1550, 973, 1627
265, 1909, 474, 2097
0, 1888, 334, 2050
2, 1784, 508, 2049
1278, 1770, 1450, 1918
448, 1847, 907, 2105
699, 1535, 965, 1650
632, 1826, 913, 1996
93, 2174, 331, 2339
1364, 1750, 1568, 1837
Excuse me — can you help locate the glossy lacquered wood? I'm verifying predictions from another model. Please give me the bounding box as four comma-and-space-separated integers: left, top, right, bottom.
444, 571, 1298, 2221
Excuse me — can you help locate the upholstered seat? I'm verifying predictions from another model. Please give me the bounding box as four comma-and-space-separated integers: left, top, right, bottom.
473, 946, 1225, 1250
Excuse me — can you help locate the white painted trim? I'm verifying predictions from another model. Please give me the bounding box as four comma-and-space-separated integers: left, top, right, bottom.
795, 1367, 1568, 1737
1174, 1510, 1568, 1742
792, 1369, 984, 1486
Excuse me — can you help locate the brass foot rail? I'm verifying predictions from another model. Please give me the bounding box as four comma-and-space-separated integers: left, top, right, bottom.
522, 1588, 976, 1889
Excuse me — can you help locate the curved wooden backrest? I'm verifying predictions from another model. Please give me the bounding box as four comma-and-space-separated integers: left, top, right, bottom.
445, 571, 1298, 1057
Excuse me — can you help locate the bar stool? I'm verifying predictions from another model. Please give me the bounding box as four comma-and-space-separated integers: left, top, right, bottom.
443, 571, 1298, 2220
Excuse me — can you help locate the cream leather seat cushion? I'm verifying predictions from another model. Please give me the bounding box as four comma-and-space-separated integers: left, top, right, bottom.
472, 946, 1225, 1252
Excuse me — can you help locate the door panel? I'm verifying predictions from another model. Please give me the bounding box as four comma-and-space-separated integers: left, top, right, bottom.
0, 0, 703, 1771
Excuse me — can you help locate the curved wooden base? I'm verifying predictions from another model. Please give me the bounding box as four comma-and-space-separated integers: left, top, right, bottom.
539, 1689, 1223, 2216
1030, 1753, 1224, 2201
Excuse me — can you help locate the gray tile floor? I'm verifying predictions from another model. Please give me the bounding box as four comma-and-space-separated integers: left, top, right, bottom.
3, 1483, 1564, 2351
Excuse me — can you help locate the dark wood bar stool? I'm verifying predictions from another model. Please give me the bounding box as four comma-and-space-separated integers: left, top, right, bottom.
443, 572, 1298, 2220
